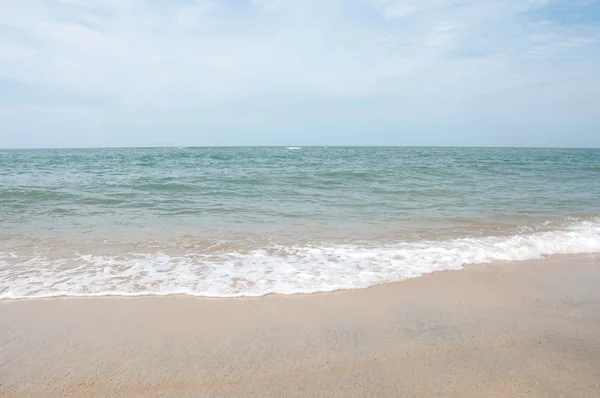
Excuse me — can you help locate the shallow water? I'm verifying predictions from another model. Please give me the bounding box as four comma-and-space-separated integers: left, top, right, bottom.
1, 147, 599, 298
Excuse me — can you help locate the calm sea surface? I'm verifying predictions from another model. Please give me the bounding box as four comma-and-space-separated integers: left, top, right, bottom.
1, 147, 599, 298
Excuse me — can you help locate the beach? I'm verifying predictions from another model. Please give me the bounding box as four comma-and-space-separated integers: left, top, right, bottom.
2, 0, 600, 393
2, 254, 599, 397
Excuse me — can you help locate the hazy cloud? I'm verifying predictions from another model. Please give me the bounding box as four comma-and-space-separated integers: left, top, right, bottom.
0, 0, 599, 147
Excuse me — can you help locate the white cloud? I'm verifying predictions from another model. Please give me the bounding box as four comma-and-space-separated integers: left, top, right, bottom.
0, 0, 599, 147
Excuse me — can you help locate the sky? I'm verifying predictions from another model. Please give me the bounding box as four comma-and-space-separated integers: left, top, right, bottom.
0, 0, 599, 148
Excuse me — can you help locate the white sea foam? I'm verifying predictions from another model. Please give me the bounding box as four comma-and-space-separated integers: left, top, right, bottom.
286, 146, 302, 150
1, 220, 600, 299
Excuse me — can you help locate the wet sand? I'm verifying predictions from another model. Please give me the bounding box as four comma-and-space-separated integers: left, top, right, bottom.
1, 254, 600, 397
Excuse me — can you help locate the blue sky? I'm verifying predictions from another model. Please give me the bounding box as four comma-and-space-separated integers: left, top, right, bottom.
0, 0, 599, 148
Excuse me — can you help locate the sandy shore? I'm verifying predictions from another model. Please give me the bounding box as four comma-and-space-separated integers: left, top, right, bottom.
1, 254, 600, 397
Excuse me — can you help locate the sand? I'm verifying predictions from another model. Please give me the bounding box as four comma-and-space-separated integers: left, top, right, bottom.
1, 254, 600, 397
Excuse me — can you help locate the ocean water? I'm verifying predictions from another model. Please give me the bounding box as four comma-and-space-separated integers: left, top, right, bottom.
1, 146, 599, 299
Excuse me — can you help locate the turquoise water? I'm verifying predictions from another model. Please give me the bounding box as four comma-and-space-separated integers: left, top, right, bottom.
1, 147, 599, 298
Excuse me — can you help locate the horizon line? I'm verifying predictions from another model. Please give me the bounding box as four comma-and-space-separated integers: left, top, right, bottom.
1, 145, 599, 150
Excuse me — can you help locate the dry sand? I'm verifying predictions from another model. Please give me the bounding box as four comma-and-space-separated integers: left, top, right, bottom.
1, 254, 600, 397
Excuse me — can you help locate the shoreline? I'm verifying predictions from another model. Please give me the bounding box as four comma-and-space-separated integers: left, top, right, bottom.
3, 251, 600, 302
2, 254, 600, 397
3, 215, 600, 301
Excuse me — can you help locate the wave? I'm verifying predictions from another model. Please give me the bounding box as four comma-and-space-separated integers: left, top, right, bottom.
1, 220, 599, 299
0, 189, 77, 201
134, 183, 191, 191
286, 147, 302, 150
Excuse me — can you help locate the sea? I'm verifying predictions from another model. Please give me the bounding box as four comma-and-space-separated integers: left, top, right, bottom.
1, 146, 599, 299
